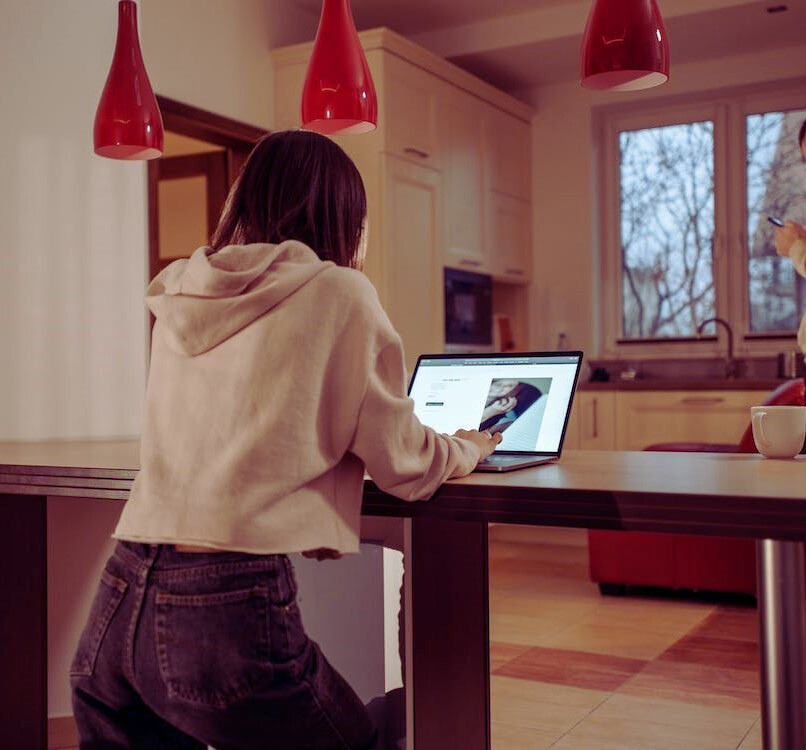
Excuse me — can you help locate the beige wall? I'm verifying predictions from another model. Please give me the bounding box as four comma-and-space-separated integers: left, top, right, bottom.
143, 0, 272, 130
0, 0, 148, 443
526, 42, 806, 358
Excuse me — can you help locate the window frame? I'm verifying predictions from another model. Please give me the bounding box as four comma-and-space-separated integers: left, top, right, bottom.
594, 77, 806, 360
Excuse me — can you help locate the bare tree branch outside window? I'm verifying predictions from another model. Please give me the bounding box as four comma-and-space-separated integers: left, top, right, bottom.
619, 122, 715, 338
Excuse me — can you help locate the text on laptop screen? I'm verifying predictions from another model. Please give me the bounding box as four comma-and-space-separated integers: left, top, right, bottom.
408, 353, 581, 454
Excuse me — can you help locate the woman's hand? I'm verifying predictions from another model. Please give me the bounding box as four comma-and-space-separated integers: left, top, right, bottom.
454, 428, 503, 460
775, 221, 806, 257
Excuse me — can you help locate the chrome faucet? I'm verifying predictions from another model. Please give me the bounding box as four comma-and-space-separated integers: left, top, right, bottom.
697, 317, 739, 378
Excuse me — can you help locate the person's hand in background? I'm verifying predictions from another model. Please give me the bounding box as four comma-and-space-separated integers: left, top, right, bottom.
775, 221, 806, 258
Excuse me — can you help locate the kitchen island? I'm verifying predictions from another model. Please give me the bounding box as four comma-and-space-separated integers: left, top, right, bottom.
2, 442, 806, 749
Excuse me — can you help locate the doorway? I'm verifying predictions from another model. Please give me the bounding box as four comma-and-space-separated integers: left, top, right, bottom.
147, 96, 267, 279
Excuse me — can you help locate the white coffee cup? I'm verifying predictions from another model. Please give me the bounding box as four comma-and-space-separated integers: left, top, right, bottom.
751, 405, 806, 459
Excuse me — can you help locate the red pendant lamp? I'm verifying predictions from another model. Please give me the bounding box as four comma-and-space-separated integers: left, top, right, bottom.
301, 0, 377, 135
580, 0, 670, 91
94, 0, 164, 159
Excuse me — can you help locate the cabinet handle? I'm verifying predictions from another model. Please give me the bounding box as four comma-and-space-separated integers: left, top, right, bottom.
404, 147, 430, 159
591, 398, 598, 439
680, 397, 725, 405
505, 268, 524, 276
459, 259, 482, 267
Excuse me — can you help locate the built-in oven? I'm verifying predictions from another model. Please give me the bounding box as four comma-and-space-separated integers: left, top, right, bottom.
443, 267, 493, 353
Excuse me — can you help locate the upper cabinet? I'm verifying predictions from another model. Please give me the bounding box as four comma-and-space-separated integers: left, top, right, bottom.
440, 86, 532, 281
486, 107, 532, 201
442, 88, 487, 273
271, 28, 533, 366
383, 53, 443, 170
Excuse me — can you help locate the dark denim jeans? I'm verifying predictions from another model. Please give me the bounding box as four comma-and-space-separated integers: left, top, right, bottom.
70, 542, 377, 750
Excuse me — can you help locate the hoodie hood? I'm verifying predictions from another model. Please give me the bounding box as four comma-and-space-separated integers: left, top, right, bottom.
147, 241, 331, 356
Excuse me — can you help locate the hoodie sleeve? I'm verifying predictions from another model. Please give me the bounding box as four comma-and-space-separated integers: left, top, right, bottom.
349, 339, 483, 501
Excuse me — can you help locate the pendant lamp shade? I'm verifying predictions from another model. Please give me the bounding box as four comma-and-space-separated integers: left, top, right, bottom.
301, 0, 377, 135
94, 0, 163, 159
580, 0, 670, 91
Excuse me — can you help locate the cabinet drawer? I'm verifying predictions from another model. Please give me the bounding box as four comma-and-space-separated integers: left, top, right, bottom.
615, 390, 765, 450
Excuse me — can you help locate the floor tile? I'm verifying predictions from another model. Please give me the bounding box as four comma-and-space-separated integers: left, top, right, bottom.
657, 632, 759, 671
490, 675, 608, 736
552, 700, 756, 750
490, 721, 560, 750
490, 641, 532, 671
618, 658, 760, 710
736, 718, 763, 749
541, 621, 682, 661
494, 646, 646, 692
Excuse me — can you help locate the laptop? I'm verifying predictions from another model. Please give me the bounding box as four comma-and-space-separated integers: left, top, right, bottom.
408, 351, 583, 472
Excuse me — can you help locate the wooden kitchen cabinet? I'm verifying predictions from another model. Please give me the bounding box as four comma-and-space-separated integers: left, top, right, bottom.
484, 107, 531, 281
381, 155, 444, 373
486, 106, 531, 201
614, 390, 766, 450
272, 28, 533, 364
382, 52, 444, 170
565, 392, 617, 450
487, 192, 531, 282
567, 387, 769, 451
442, 88, 488, 274
441, 87, 532, 281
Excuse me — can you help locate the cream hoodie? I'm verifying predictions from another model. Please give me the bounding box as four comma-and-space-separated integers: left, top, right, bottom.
114, 242, 482, 554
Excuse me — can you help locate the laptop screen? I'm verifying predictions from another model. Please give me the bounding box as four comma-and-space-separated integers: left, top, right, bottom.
408, 351, 583, 455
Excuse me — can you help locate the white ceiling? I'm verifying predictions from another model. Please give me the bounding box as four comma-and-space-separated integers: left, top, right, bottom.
286, 0, 806, 97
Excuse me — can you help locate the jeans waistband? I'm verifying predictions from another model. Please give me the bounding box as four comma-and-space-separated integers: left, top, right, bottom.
112, 541, 291, 583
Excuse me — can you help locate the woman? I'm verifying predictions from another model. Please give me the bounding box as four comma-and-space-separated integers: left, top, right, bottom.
774, 119, 806, 354
70, 130, 500, 749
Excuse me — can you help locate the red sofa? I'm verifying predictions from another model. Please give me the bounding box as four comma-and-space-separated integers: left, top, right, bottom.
588, 378, 805, 596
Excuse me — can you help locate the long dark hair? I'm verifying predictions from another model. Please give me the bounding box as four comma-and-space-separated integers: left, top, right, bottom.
211, 130, 367, 268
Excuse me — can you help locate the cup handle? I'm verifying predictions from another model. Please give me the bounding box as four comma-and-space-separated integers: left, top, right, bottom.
752, 411, 769, 450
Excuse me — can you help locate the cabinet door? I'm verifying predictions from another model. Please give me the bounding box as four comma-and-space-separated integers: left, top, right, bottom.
488, 192, 531, 282
567, 392, 617, 450
384, 55, 442, 170
486, 108, 531, 200
442, 90, 488, 273
382, 155, 444, 374
615, 390, 766, 450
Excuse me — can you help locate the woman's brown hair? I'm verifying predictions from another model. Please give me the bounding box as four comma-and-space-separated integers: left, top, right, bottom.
211, 130, 367, 268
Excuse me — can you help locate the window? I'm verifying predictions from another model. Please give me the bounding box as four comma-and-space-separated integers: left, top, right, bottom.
597, 81, 806, 357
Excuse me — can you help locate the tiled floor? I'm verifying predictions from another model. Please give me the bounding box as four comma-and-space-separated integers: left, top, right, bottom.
489, 524, 761, 750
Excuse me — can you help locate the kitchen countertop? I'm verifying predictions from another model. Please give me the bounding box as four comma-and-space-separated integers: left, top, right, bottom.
578, 377, 790, 391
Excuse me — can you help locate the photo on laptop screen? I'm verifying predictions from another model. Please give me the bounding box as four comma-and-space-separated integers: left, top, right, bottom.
408, 351, 583, 471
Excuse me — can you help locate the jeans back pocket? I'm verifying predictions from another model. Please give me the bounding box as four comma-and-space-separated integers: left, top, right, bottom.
155, 584, 272, 709
70, 570, 128, 677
